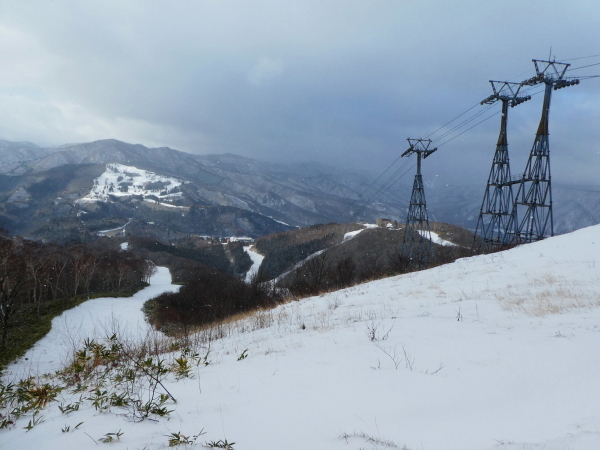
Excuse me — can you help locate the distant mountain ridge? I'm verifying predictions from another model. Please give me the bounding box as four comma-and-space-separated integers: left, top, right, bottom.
0, 140, 57, 173
0, 139, 407, 230
0, 138, 597, 241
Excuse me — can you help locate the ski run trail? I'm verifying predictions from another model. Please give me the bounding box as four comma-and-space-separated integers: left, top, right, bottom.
243, 246, 265, 283
3, 225, 600, 449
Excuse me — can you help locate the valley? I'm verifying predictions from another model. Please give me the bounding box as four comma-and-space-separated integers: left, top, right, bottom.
0, 138, 599, 450
0, 139, 598, 245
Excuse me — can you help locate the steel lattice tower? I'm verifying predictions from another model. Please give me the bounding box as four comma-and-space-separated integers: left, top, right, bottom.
472, 81, 530, 252
503, 60, 579, 245
401, 138, 437, 268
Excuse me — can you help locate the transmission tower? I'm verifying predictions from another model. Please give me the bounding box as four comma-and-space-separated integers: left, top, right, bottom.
401, 138, 437, 268
472, 81, 531, 252
503, 60, 579, 245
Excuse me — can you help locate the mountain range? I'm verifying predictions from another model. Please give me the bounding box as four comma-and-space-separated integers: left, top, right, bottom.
0, 138, 597, 241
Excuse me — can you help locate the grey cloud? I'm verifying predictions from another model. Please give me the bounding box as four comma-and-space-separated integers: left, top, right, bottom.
0, 0, 599, 185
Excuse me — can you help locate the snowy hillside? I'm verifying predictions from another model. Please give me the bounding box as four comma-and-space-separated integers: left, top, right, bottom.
77, 163, 187, 205
3, 226, 600, 449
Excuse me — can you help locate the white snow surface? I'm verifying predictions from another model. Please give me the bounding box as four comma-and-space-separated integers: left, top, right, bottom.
229, 237, 253, 242
143, 198, 188, 209
4, 225, 600, 449
76, 163, 186, 204
418, 229, 458, 246
4, 266, 179, 380
244, 245, 265, 283
273, 248, 327, 284
98, 218, 132, 235
343, 226, 365, 241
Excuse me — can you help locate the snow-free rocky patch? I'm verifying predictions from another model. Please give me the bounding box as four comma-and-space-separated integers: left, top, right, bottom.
3, 225, 600, 449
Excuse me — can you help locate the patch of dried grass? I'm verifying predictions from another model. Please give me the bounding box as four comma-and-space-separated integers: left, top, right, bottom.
495, 286, 600, 317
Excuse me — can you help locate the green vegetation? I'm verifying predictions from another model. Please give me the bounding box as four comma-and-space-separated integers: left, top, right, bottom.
0, 334, 195, 430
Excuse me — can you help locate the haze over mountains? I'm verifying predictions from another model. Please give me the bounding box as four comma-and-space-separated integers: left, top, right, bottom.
0, 138, 598, 241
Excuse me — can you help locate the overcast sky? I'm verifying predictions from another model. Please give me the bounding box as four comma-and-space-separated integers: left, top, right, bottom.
1, 0, 599, 185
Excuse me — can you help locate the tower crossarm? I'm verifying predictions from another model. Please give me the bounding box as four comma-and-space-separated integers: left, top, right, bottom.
402, 138, 437, 158
520, 59, 579, 87
480, 81, 531, 107
423, 148, 437, 159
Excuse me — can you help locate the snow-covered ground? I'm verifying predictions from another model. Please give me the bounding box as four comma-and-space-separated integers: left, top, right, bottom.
430, 230, 458, 246
143, 198, 188, 209
343, 227, 365, 242
4, 226, 600, 449
418, 229, 458, 246
229, 237, 253, 243
272, 248, 328, 284
4, 266, 180, 381
76, 163, 186, 204
244, 245, 265, 283
98, 218, 132, 236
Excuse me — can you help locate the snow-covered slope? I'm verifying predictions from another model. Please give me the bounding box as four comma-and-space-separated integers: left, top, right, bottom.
4, 267, 180, 380
244, 246, 265, 283
3, 225, 600, 449
418, 229, 459, 247
77, 163, 186, 204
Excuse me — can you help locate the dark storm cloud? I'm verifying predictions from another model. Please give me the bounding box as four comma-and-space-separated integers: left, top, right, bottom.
1, 0, 599, 184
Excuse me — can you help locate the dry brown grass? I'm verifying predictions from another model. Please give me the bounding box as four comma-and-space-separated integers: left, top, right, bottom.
495, 286, 600, 316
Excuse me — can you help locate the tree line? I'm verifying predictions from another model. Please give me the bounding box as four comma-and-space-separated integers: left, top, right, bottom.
143, 270, 281, 336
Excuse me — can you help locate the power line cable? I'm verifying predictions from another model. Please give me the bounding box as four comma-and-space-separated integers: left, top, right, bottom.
425, 101, 481, 139
352, 160, 416, 219
435, 87, 545, 148
436, 110, 501, 148
334, 153, 406, 222
431, 103, 496, 144
367, 161, 416, 206
562, 54, 600, 62
337, 56, 600, 223
341, 79, 534, 220
566, 61, 600, 72
363, 158, 412, 204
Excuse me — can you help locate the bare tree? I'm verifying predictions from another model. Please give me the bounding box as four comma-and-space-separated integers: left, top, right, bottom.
0, 239, 29, 347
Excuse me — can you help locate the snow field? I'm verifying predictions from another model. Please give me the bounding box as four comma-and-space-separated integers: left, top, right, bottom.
418, 229, 458, 247
4, 266, 180, 381
243, 246, 265, 283
343, 227, 365, 241
3, 225, 600, 449
77, 163, 186, 204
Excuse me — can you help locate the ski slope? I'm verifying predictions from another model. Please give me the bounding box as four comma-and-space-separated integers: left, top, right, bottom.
418, 229, 458, 246
4, 266, 180, 380
244, 245, 265, 283
3, 226, 600, 449
76, 163, 186, 204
